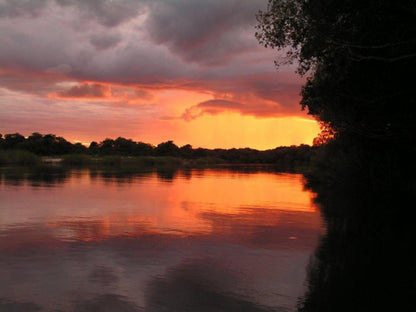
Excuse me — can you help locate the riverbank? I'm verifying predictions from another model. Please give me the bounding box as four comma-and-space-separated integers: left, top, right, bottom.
0, 150, 312, 172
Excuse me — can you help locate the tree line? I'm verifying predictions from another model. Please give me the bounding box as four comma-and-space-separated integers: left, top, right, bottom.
0, 132, 316, 168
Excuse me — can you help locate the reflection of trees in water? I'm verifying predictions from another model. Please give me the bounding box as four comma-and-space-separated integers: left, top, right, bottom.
0, 166, 70, 187
1, 166, 291, 186
299, 143, 415, 311
156, 167, 178, 182
90, 168, 154, 184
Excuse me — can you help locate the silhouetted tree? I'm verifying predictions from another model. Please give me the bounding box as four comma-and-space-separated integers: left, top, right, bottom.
113, 137, 135, 155
3, 133, 25, 149
179, 144, 193, 158
37, 134, 73, 155
89, 141, 99, 154
193, 147, 208, 158
256, 0, 416, 143
136, 142, 154, 156
72, 143, 88, 154
24, 132, 44, 154
99, 139, 115, 155
154, 141, 179, 156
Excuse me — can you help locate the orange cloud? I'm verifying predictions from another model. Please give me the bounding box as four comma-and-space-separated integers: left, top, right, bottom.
182, 99, 244, 121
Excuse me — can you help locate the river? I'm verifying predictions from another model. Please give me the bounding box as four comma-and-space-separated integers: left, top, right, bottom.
0, 167, 323, 312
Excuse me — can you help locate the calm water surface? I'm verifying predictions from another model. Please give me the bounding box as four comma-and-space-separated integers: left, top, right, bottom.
0, 168, 323, 312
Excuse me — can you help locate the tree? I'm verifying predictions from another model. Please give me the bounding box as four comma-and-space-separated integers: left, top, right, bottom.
154, 141, 179, 156
72, 143, 88, 154
256, 0, 416, 143
136, 142, 154, 156
3, 133, 25, 149
89, 141, 99, 154
99, 139, 115, 155
179, 144, 193, 158
24, 132, 44, 154
114, 137, 136, 155
312, 122, 335, 146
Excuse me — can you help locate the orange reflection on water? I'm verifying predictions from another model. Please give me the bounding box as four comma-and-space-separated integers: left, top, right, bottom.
0, 169, 321, 246
0, 168, 324, 312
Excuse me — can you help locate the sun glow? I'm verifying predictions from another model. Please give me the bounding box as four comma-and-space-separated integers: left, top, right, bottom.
168, 113, 320, 150
47, 87, 319, 149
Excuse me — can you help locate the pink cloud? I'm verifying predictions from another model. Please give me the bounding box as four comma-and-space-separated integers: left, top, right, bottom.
53, 83, 111, 99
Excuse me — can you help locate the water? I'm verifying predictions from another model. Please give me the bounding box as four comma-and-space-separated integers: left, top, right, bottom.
0, 168, 323, 312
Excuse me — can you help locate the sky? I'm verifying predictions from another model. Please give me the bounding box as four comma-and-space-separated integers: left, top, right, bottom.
0, 0, 319, 150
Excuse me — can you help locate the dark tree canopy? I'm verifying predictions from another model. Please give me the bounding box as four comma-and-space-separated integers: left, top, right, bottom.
154, 141, 180, 156
256, 0, 416, 143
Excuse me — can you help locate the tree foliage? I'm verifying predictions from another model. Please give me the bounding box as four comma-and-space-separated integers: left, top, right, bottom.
0, 132, 316, 170
256, 0, 416, 142
0, 132, 80, 155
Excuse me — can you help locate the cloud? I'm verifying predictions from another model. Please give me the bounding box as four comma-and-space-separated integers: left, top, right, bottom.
182, 99, 244, 121
56, 0, 146, 28
0, 0, 146, 27
134, 88, 154, 101
145, 0, 266, 66
50, 83, 155, 105
54, 83, 110, 99
89, 32, 122, 50
0, 0, 273, 82
0, 0, 48, 18
0, 0, 308, 135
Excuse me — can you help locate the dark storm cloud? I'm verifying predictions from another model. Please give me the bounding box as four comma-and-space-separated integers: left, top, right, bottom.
0, 0, 47, 18
0, 0, 269, 77
145, 0, 266, 65
0, 0, 145, 26
56, 0, 145, 27
89, 32, 122, 50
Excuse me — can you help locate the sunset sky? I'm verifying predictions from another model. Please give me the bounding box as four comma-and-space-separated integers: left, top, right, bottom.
0, 0, 319, 149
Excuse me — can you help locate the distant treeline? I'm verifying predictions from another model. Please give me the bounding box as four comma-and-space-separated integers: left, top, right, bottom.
0, 132, 317, 169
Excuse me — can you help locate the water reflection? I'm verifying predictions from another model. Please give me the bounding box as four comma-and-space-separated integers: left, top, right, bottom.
145, 258, 273, 312
0, 168, 323, 311
0, 166, 69, 187
0, 298, 42, 312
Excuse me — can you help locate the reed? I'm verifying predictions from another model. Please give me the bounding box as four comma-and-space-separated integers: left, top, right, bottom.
0, 150, 41, 166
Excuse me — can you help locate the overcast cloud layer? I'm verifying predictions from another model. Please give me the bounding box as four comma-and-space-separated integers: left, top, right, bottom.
0, 0, 312, 147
